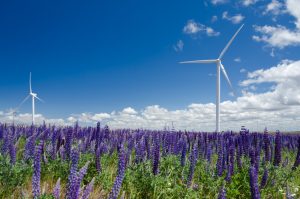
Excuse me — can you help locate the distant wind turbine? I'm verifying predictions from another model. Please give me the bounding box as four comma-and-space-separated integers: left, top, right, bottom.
6, 108, 18, 124
180, 24, 244, 132
18, 72, 44, 125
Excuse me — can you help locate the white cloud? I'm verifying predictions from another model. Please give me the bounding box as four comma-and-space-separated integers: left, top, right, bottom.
241, 0, 258, 6
253, 0, 300, 50
234, 57, 241, 62
183, 20, 201, 34
206, 27, 220, 36
263, 0, 284, 16
67, 112, 111, 123
253, 25, 300, 48
211, 0, 228, 5
286, 0, 300, 29
240, 68, 247, 73
183, 20, 220, 37
0, 112, 66, 126
122, 107, 138, 115
173, 40, 184, 52
222, 12, 245, 24
3, 61, 300, 131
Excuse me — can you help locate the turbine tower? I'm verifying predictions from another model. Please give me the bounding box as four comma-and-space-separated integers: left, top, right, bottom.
180, 24, 244, 132
18, 72, 44, 125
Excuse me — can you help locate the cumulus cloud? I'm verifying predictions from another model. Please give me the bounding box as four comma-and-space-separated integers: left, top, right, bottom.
286, 0, 300, 29
253, 0, 300, 49
222, 12, 245, 24
0, 112, 66, 126
264, 0, 284, 16
122, 107, 138, 115
183, 20, 220, 37
253, 25, 300, 48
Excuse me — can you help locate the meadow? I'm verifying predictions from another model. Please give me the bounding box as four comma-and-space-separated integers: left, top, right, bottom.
0, 122, 300, 199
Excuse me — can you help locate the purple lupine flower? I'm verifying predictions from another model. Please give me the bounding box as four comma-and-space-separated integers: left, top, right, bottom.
135, 138, 145, 164
255, 147, 261, 171
180, 136, 187, 167
81, 177, 95, 199
59, 145, 65, 160
249, 166, 261, 199
225, 164, 232, 182
187, 143, 197, 187
152, 134, 160, 175
95, 122, 101, 153
218, 185, 226, 199
216, 137, 223, 176
0, 124, 3, 140
64, 128, 73, 159
71, 161, 90, 199
273, 131, 282, 167
108, 145, 126, 199
263, 130, 270, 162
32, 141, 44, 198
229, 142, 235, 175
260, 167, 268, 189
52, 178, 60, 199
66, 148, 80, 198
9, 142, 16, 165
70, 148, 80, 173
144, 134, 151, 160
250, 147, 256, 167
206, 143, 212, 164
292, 137, 300, 170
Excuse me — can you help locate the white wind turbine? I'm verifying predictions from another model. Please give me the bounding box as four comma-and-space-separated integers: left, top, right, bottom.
18, 72, 44, 125
180, 24, 244, 132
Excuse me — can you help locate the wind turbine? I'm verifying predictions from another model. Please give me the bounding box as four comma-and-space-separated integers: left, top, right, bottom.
6, 108, 18, 124
18, 72, 44, 125
180, 24, 244, 132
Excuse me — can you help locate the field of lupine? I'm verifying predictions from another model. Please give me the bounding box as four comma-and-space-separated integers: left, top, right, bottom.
1, 123, 300, 199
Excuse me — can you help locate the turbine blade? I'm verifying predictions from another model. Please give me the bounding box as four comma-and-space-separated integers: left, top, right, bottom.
29, 72, 32, 93
17, 95, 31, 110
218, 24, 244, 60
180, 59, 217, 64
220, 63, 234, 92
34, 95, 44, 103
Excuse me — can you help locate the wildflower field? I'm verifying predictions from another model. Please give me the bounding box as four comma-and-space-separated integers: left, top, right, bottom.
0, 122, 300, 199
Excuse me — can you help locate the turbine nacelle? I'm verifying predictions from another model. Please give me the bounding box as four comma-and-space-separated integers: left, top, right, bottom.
30, 92, 37, 97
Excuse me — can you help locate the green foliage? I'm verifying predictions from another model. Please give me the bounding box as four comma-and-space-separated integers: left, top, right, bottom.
0, 156, 32, 197
41, 158, 69, 184
38, 193, 55, 199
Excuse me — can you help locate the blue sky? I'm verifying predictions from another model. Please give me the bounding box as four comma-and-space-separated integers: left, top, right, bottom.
1, 0, 300, 131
